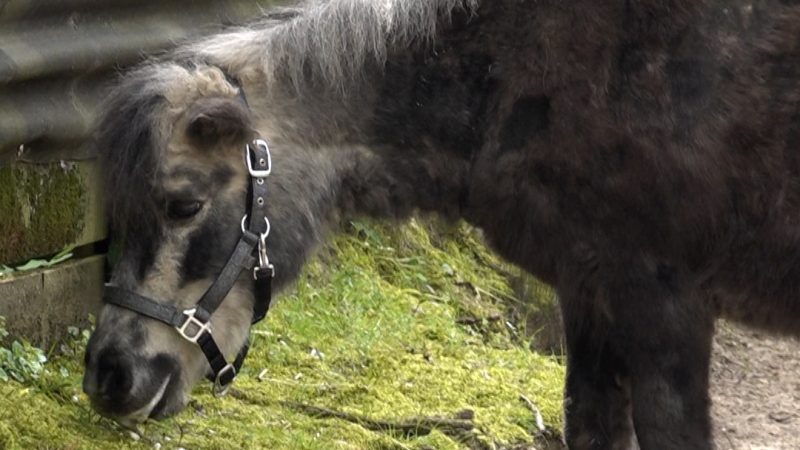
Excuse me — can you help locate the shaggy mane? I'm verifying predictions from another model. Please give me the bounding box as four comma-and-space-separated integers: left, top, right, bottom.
184, 0, 478, 94
95, 0, 478, 235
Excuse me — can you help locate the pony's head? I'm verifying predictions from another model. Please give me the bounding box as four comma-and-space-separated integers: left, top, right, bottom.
82, 63, 329, 425
80, 0, 473, 424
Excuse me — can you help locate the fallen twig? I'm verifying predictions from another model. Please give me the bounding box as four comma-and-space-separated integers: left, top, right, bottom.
519, 394, 545, 432
283, 401, 474, 437
456, 314, 504, 326
518, 394, 566, 449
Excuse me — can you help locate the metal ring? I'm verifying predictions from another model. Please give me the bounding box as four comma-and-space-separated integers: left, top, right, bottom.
241, 214, 271, 238
260, 217, 271, 240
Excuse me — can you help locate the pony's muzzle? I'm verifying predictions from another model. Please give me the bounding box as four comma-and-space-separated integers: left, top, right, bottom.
83, 344, 181, 422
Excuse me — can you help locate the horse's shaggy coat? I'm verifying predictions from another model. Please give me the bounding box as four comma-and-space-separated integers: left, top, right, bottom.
85, 1, 800, 448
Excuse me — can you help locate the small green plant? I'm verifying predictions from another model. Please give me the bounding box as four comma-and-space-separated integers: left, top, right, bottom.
0, 265, 13, 277
0, 247, 74, 278
0, 317, 48, 383
60, 322, 93, 358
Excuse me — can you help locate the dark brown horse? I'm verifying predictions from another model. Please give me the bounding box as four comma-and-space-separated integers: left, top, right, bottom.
83, 1, 800, 448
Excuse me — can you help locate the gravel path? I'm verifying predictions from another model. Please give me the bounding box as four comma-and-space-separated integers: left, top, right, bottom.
711, 321, 800, 450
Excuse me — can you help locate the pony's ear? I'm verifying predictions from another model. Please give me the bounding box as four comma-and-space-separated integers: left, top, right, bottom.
185, 97, 252, 148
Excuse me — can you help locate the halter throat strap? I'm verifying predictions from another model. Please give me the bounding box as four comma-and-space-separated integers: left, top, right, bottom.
104, 139, 274, 395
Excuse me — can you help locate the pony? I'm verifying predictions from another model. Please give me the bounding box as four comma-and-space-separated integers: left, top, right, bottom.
82, 0, 800, 448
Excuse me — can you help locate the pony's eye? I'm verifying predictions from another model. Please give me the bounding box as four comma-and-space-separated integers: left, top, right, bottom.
166, 200, 203, 220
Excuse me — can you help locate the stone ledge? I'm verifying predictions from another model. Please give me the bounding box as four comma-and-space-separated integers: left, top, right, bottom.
0, 255, 103, 346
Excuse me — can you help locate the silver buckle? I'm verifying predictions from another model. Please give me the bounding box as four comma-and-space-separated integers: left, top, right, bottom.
175, 308, 209, 344
213, 364, 236, 396
246, 139, 271, 178
253, 263, 275, 280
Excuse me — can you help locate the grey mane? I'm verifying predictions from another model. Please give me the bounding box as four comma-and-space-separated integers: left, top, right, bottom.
183, 0, 478, 94
95, 0, 481, 226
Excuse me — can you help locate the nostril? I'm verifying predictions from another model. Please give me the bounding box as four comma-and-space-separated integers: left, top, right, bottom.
99, 367, 132, 397
95, 348, 135, 399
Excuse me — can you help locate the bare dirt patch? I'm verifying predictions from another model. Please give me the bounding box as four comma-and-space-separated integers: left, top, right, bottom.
711, 321, 800, 450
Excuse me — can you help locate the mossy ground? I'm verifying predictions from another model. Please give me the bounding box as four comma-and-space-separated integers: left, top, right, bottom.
0, 219, 565, 450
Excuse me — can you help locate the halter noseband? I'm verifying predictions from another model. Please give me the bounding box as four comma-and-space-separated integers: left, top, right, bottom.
104, 139, 275, 396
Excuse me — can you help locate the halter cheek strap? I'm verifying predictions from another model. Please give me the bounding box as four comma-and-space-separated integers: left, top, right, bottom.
105, 139, 275, 396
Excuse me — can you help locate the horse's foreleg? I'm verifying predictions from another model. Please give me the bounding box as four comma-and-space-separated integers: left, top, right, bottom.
559, 287, 639, 450
607, 275, 715, 450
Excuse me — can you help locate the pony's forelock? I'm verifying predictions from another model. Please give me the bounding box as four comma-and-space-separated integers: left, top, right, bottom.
95, 62, 248, 239
94, 65, 169, 241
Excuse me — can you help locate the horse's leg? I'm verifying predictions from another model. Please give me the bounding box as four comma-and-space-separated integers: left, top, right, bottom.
559, 285, 639, 450
606, 269, 715, 450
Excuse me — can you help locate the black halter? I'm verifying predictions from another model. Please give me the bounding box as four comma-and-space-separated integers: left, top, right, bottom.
104, 139, 275, 395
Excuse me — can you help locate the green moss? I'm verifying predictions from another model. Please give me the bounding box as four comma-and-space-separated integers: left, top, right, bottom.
0, 219, 565, 449
0, 163, 86, 265
0, 420, 16, 449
